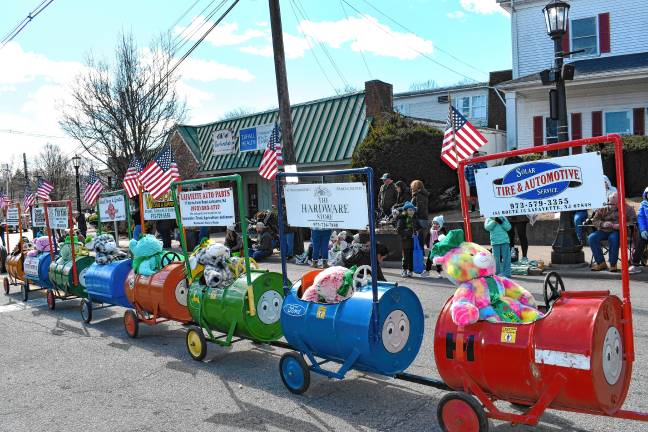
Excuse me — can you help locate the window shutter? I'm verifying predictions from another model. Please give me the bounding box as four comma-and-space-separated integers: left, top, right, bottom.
592, 111, 603, 137
571, 113, 582, 153
533, 116, 544, 146
561, 23, 570, 54
599, 13, 611, 53
634, 108, 646, 135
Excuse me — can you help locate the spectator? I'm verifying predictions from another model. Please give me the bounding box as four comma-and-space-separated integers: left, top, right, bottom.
589, 192, 636, 272
132, 206, 142, 240
508, 214, 529, 263
630, 187, 648, 274
225, 225, 243, 255
77, 211, 87, 238
248, 222, 273, 261
342, 230, 388, 281
156, 219, 175, 249
410, 180, 430, 247
310, 227, 332, 268
424, 215, 446, 278
394, 180, 409, 209
378, 173, 398, 218
484, 216, 512, 277
465, 152, 487, 212
396, 201, 422, 278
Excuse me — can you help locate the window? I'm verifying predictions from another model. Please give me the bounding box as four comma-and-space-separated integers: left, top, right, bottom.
545, 118, 558, 144
453, 95, 487, 123
471, 95, 486, 119
605, 111, 632, 135
571, 17, 598, 57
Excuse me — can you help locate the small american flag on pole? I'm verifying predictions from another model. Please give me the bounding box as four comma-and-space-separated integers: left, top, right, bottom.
258, 123, 282, 181
123, 156, 143, 198
36, 177, 53, 201
441, 105, 488, 170
23, 184, 35, 209
139, 144, 181, 200
83, 167, 103, 206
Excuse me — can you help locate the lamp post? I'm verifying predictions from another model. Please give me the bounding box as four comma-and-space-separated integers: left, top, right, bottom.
542, 0, 584, 265
72, 155, 82, 215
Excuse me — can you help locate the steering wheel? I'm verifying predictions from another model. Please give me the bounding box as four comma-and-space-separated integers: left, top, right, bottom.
543, 271, 565, 309
161, 251, 183, 267
352, 265, 372, 289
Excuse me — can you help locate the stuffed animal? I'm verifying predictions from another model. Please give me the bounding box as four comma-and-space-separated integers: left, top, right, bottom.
432, 229, 542, 326
86, 233, 128, 265
302, 265, 357, 304
129, 234, 165, 276
27, 236, 52, 257
56, 236, 88, 263
189, 242, 232, 288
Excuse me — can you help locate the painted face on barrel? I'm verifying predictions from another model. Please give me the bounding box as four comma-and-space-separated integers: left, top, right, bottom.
382, 309, 410, 354
175, 280, 188, 306
257, 290, 283, 325
602, 326, 623, 385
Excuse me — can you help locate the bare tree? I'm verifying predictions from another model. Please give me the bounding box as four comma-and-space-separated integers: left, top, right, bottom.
60, 32, 186, 180
33, 143, 74, 201
408, 79, 439, 92
220, 107, 254, 120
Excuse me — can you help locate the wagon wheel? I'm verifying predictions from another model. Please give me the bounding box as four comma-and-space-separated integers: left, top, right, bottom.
21, 282, 29, 302
279, 352, 310, 395
437, 391, 489, 432
543, 271, 565, 309
161, 251, 183, 267
80, 299, 93, 324
123, 309, 139, 338
46, 290, 56, 310
186, 327, 207, 361
352, 265, 372, 289
3, 277, 9, 295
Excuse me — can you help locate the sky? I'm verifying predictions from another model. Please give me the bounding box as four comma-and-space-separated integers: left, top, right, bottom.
0, 0, 511, 168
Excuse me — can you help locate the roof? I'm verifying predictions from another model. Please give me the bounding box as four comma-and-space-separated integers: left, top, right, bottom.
179, 91, 370, 174
394, 82, 488, 99
174, 125, 201, 163
497, 52, 648, 90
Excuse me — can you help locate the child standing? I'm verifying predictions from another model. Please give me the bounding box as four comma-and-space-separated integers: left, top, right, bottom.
484, 216, 512, 277
424, 215, 447, 278
396, 201, 422, 277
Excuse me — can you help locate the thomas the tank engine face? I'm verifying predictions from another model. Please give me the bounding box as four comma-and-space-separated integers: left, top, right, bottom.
257, 290, 282, 325
603, 326, 623, 385
175, 280, 188, 307
382, 309, 410, 354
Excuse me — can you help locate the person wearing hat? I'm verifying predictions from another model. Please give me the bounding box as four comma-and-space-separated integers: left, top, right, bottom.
378, 173, 398, 218
424, 215, 447, 278
248, 222, 273, 261
342, 230, 388, 281
396, 201, 423, 277
225, 225, 243, 255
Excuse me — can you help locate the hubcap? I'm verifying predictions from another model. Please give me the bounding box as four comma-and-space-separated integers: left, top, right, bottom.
125, 314, 135, 334
283, 357, 304, 389
187, 331, 203, 357
442, 399, 479, 432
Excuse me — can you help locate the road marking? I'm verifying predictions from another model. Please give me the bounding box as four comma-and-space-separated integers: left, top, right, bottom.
0, 298, 47, 314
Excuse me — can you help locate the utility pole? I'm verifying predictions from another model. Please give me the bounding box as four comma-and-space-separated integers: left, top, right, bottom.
268, 0, 296, 165
22, 153, 28, 189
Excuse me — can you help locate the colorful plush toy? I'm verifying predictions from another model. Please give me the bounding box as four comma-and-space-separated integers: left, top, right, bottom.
432, 229, 542, 326
302, 265, 357, 304
129, 234, 165, 276
27, 236, 52, 257
86, 233, 128, 265
189, 242, 232, 288
56, 235, 88, 263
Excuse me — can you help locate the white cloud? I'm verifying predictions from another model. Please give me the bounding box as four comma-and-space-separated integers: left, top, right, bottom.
298, 15, 433, 60
240, 33, 311, 60
0, 42, 85, 86
177, 57, 255, 82
447, 10, 465, 19
460, 0, 508, 15
176, 80, 213, 113
174, 19, 265, 47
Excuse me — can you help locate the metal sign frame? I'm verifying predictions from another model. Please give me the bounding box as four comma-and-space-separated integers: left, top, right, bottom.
96, 189, 132, 239
43, 200, 78, 286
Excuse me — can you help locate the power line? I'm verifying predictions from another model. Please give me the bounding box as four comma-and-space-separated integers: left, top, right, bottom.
1, 0, 55, 49
171, 0, 226, 55
167, 0, 203, 34
0, 128, 71, 140
339, 0, 373, 79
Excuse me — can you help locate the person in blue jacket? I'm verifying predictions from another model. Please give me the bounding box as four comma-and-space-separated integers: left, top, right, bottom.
484, 215, 512, 277
630, 187, 648, 274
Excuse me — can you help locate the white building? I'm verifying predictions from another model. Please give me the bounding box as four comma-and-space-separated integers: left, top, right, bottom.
497, 0, 648, 150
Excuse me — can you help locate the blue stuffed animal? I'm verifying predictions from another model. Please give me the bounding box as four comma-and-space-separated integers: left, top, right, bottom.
129, 234, 164, 276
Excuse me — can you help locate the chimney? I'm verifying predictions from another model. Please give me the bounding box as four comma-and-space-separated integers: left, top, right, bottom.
364, 80, 393, 119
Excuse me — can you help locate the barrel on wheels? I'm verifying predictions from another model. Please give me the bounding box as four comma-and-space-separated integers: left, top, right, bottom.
22, 252, 54, 301
47, 255, 94, 309
83, 259, 133, 323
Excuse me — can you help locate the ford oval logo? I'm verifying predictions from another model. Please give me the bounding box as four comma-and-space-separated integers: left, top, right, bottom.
283, 303, 306, 317
494, 161, 582, 200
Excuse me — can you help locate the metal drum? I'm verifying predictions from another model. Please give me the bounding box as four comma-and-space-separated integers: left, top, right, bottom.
48, 256, 95, 298
85, 259, 133, 308
6, 253, 25, 282
23, 253, 53, 289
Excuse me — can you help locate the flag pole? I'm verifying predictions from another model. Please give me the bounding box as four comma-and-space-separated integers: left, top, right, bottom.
138, 185, 146, 235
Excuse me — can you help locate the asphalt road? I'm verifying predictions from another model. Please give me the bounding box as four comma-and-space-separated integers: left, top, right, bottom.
1, 232, 648, 431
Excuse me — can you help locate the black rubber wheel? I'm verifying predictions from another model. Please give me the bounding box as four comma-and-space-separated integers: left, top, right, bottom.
437, 391, 489, 432
3, 277, 9, 295
46, 290, 55, 310
0, 245, 7, 274
21, 282, 29, 302
80, 299, 93, 323
279, 352, 310, 395
123, 309, 139, 338
543, 271, 565, 309
186, 327, 207, 361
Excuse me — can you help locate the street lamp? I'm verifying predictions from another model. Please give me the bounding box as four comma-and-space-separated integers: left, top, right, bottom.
72, 155, 82, 215
541, 1, 584, 265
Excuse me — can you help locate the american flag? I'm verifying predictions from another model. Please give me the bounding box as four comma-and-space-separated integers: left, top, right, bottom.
139, 144, 180, 200
0, 193, 9, 209
83, 167, 103, 206
258, 123, 282, 181
23, 184, 35, 209
441, 105, 488, 170
123, 156, 143, 198
36, 177, 53, 201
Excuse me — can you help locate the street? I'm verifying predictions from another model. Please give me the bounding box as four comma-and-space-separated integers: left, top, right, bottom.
1, 233, 648, 431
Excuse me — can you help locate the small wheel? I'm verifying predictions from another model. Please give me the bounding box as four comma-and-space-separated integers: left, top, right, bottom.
46, 290, 55, 310
123, 309, 139, 338
21, 282, 29, 302
437, 391, 489, 432
279, 352, 310, 394
80, 299, 93, 323
3, 277, 9, 295
186, 327, 207, 361
543, 271, 565, 309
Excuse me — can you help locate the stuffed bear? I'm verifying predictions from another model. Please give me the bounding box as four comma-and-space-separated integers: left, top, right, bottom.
129, 234, 165, 276
86, 233, 128, 265
189, 242, 232, 288
27, 236, 52, 257
301, 265, 357, 304
56, 235, 88, 264
433, 229, 542, 326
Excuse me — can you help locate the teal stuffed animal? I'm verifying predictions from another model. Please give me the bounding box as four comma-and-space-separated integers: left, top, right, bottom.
129, 234, 164, 276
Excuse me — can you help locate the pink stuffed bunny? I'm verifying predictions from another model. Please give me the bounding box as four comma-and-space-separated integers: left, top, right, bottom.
27, 236, 52, 257
302, 266, 355, 304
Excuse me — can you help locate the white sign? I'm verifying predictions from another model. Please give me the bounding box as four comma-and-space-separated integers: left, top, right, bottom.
32, 207, 46, 228
24, 256, 40, 278
179, 188, 235, 227
284, 182, 369, 230
7, 208, 19, 227
143, 192, 176, 221
47, 206, 69, 230
211, 129, 236, 156
284, 165, 298, 184
239, 123, 274, 152
98, 195, 127, 222
474, 152, 608, 217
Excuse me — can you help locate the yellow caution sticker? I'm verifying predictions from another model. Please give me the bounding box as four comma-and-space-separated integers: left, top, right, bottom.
501, 326, 517, 344
191, 293, 200, 304
316, 306, 327, 319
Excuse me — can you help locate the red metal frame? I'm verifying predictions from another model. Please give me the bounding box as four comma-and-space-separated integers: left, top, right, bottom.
5, 202, 24, 254
43, 200, 78, 286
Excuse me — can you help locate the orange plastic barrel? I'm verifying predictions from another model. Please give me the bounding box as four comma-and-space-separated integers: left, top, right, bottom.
124, 263, 191, 323
434, 291, 632, 415
6, 254, 25, 281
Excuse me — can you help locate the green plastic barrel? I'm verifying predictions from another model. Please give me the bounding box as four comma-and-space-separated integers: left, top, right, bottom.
188, 270, 284, 343
48, 256, 95, 298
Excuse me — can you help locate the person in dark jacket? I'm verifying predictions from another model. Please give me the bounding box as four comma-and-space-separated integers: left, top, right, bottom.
396, 201, 422, 278
630, 186, 648, 274
77, 212, 87, 238
394, 180, 409, 209
156, 219, 176, 249
502, 152, 529, 262
410, 179, 430, 248
225, 225, 243, 255
378, 173, 398, 218
342, 231, 388, 282
248, 222, 273, 261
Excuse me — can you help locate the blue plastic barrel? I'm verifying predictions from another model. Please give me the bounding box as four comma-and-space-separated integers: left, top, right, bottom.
85, 259, 133, 308
281, 282, 424, 376
23, 253, 53, 289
